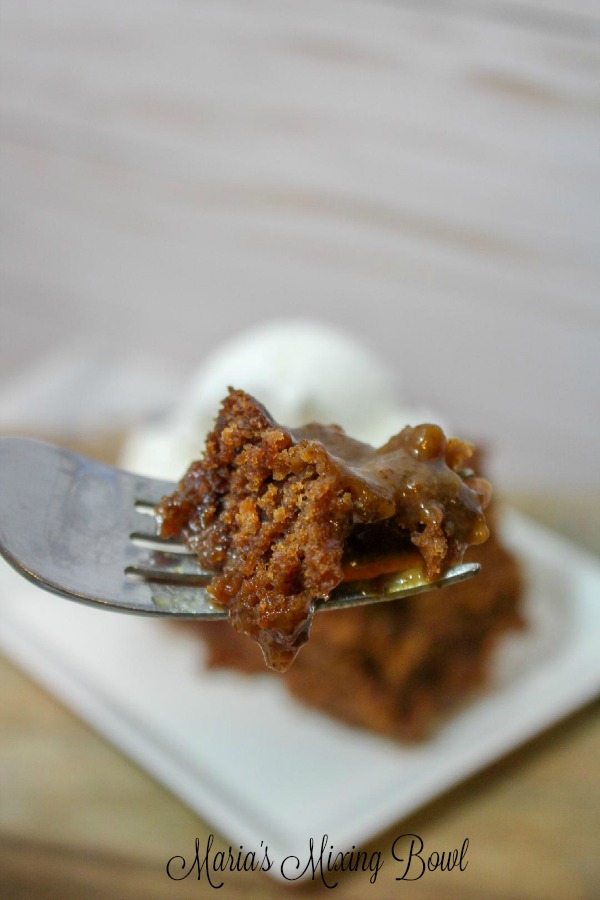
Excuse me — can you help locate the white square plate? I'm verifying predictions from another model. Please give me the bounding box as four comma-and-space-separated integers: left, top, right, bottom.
1, 510, 599, 876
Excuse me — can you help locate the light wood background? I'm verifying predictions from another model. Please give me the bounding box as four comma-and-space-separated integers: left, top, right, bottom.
1, 0, 599, 489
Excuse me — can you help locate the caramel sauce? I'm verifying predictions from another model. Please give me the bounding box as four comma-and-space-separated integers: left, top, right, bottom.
158, 389, 491, 671
342, 549, 422, 581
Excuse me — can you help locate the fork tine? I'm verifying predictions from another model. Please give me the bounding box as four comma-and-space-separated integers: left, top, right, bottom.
127, 551, 212, 580
0, 438, 225, 617
126, 566, 212, 586
129, 531, 192, 553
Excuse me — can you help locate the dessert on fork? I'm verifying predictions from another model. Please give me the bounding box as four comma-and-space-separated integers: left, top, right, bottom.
124, 320, 523, 739
157, 388, 492, 673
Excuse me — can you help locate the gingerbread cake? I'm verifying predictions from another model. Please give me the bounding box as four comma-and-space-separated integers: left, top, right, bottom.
157, 388, 493, 672
197, 501, 523, 740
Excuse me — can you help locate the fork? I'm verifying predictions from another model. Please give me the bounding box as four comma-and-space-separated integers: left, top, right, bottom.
0, 437, 480, 618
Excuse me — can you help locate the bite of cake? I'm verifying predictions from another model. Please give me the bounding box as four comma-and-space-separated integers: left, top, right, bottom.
157, 388, 492, 672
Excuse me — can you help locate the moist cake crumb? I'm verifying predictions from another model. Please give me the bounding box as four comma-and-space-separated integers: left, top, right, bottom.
157, 388, 491, 671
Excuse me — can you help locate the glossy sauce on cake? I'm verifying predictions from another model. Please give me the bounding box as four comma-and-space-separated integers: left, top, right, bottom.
157, 389, 491, 672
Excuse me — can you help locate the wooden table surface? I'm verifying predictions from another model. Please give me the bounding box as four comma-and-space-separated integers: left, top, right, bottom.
0, 432, 599, 899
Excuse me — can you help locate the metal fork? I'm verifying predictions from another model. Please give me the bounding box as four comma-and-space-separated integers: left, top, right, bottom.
0, 438, 480, 618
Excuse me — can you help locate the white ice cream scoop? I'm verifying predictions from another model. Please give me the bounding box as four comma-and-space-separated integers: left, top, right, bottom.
121, 318, 441, 480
